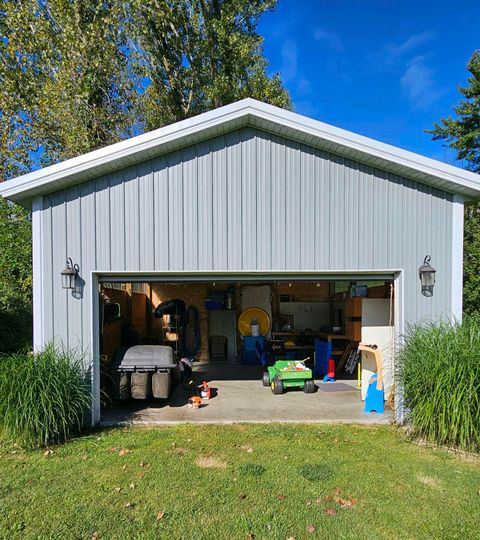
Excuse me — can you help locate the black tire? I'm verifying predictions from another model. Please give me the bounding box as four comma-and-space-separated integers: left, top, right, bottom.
303, 379, 315, 394
262, 371, 270, 387
118, 372, 131, 401
271, 376, 284, 395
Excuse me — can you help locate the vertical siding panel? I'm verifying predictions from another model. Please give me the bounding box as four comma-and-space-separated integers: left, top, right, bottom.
168, 152, 184, 270
109, 170, 126, 270
350, 161, 360, 269
226, 132, 242, 270
365, 166, 376, 269
329, 156, 345, 269
241, 128, 257, 269
369, 167, 378, 269
400, 178, 412, 322
153, 156, 169, 270
417, 184, 432, 321
356, 164, 368, 269
138, 160, 155, 271
387, 174, 399, 268
271, 136, 286, 269
42, 196, 54, 341
183, 147, 199, 270
79, 181, 96, 355
343, 160, 358, 270
197, 142, 213, 270
256, 133, 272, 269
124, 166, 140, 270
65, 185, 82, 349
212, 137, 227, 269
432, 189, 448, 320
50, 191, 68, 345
95, 176, 111, 270
315, 150, 330, 269
430, 190, 442, 318
300, 145, 315, 269
328, 157, 337, 268
373, 171, 389, 268
444, 193, 453, 316
285, 140, 301, 269
408, 180, 419, 323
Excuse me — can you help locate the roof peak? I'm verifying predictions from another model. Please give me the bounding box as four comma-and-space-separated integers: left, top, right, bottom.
2, 98, 480, 206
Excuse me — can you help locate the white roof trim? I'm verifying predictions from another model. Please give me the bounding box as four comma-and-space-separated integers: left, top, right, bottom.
2, 97, 480, 205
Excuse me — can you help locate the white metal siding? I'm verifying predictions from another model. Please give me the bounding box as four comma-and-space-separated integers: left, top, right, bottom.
38, 127, 453, 354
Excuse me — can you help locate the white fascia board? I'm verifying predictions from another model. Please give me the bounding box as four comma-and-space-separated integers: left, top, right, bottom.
2, 98, 480, 205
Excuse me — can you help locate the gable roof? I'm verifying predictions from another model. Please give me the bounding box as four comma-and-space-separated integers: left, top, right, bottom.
2, 98, 480, 207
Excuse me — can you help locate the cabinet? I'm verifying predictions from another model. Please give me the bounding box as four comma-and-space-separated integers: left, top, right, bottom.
344, 298, 362, 341
345, 297, 362, 317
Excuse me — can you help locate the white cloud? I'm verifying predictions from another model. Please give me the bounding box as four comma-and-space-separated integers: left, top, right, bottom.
280, 40, 298, 83
314, 29, 344, 53
400, 55, 444, 110
385, 31, 435, 63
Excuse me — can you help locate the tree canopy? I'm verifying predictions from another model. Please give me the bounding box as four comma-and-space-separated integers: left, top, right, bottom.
0, 0, 290, 176
428, 50, 480, 315
0, 0, 290, 351
127, 0, 291, 130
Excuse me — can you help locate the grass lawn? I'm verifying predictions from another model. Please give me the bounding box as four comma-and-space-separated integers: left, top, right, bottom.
1, 424, 479, 540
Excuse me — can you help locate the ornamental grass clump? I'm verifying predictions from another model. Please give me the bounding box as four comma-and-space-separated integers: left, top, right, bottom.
399, 316, 480, 453
0, 344, 91, 447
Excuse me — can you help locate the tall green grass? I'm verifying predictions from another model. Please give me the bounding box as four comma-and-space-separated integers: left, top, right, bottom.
399, 316, 480, 452
0, 344, 91, 447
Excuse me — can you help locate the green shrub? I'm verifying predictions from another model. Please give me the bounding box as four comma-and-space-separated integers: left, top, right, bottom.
399, 317, 480, 452
0, 344, 91, 447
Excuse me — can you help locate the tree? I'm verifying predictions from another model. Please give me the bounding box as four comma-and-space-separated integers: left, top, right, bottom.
0, 0, 137, 352
428, 50, 480, 315
0, 199, 32, 352
127, 0, 291, 130
1, 0, 290, 173
0, 0, 136, 171
0, 0, 290, 351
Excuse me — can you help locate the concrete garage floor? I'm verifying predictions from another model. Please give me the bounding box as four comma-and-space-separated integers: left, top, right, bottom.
101, 364, 392, 426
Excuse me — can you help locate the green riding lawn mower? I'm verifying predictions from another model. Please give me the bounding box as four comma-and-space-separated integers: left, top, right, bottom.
263, 359, 315, 394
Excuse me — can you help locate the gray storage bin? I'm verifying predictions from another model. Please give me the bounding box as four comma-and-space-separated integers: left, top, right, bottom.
152, 372, 171, 399
131, 372, 152, 400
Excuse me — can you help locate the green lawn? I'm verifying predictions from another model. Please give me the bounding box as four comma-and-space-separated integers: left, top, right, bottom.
1, 424, 479, 540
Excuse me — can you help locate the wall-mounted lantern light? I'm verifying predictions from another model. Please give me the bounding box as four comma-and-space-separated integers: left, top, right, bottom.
419, 255, 436, 297
61, 257, 79, 290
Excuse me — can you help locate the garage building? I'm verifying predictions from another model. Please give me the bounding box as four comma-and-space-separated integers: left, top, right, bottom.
2, 98, 480, 425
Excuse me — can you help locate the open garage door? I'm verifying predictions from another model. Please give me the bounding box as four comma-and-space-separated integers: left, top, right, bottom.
94, 273, 398, 425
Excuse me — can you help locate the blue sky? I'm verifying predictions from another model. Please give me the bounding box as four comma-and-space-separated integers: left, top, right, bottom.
259, 0, 480, 164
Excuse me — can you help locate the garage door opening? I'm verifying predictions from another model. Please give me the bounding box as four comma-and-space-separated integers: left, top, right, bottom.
98, 277, 396, 424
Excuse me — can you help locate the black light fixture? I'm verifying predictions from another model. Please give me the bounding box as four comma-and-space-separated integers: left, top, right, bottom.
419, 255, 436, 297
61, 257, 79, 290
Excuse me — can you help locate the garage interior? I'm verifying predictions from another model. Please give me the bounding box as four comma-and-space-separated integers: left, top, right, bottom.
99, 278, 395, 424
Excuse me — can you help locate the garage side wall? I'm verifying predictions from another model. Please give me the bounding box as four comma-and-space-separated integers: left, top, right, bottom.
35, 127, 454, 355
